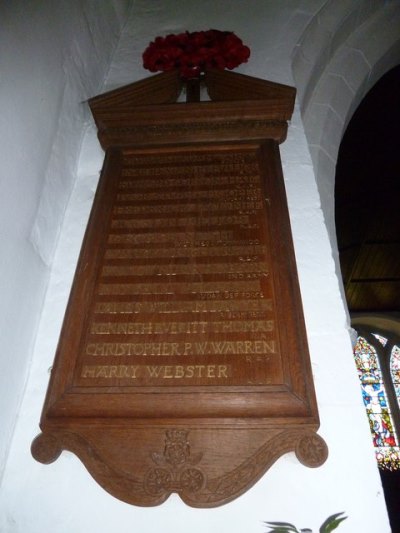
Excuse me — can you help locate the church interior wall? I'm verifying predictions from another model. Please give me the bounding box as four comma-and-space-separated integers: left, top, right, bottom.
0, 0, 132, 482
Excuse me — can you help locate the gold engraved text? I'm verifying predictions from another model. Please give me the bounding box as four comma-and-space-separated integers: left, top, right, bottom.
101, 261, 268, 277
98, 280, 261, 295
86, 340, 276, 357
94, 298, 273, 314
118, 174, 259, 189
108, 230, 234, 245
113, 200, 263, 215
91, 321, 208, 335
111, 215, 250, 229
116, 189, 262, 202
120, 162, 258, 177
90, 320, 274, 335
104, 244, 266, 260
80, 364, 230, 379
122, 151, 256, 166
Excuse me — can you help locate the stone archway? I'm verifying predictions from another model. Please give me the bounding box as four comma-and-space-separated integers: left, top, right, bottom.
292, 0, 400, 253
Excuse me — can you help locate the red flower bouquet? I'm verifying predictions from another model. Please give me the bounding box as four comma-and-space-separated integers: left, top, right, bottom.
142, 30, 250, 79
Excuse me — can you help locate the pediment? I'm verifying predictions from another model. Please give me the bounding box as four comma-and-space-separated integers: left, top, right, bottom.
89, 69, 296, 149
89, 69, 295, 113
204, 69, 295, 109
89, 70, 184, 110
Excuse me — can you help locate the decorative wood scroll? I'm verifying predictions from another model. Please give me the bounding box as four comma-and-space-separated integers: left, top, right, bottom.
32, 69, 328, 507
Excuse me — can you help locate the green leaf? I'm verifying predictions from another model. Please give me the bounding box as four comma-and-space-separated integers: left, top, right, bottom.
264, 521, 298, 528
263, 522, 300, 533
319, 512, 347, 533
264, 529, 299, 533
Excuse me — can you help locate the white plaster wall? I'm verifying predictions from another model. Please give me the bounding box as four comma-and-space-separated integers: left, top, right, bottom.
0, 0, 132, 480
0, 2, 393, 532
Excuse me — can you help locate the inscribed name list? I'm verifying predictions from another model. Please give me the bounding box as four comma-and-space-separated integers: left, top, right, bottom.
75, 150, 283, 387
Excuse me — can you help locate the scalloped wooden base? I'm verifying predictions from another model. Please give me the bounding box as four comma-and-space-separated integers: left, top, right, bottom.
32, 426, 327, 507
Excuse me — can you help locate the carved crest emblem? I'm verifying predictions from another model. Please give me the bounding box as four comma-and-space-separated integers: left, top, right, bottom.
145, 430, 205, 496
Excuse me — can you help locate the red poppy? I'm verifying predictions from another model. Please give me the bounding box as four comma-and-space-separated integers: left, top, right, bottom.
143, 30, 250, 79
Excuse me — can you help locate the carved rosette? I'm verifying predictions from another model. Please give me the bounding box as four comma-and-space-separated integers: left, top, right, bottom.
295, 433, 329, 468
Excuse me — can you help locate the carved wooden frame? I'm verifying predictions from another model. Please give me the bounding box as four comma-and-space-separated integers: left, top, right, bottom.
32, 70, 328, 507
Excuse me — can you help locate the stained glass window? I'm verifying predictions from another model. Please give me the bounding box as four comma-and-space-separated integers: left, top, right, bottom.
391, 345, 400, 410
354, 335, 400, 471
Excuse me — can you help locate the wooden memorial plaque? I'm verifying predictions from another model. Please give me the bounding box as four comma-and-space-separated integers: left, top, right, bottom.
32, 69, 328, 507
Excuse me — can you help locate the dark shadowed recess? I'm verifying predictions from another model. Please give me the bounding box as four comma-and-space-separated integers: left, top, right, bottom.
335, 64, 400, 533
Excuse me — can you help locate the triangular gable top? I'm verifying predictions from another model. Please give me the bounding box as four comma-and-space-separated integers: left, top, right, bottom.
89, 69, 296, 149
89, 70, 184, 110
204, 69, 296, 105
89, 68, 295, 113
